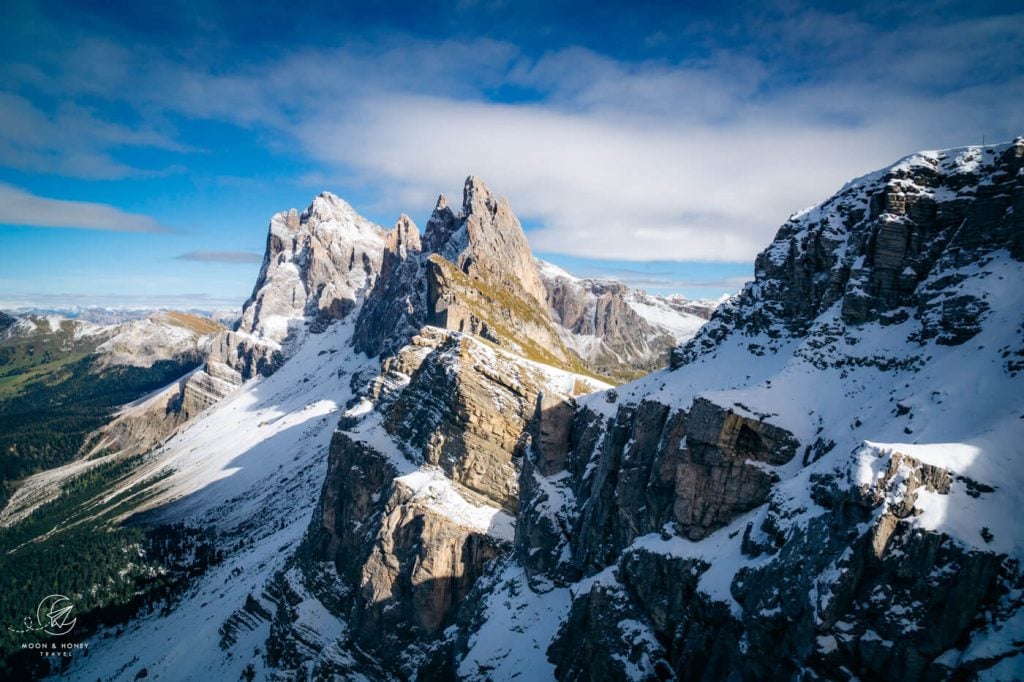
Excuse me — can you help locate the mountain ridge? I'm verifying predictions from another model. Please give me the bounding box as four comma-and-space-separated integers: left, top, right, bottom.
2, 141, 1021, 680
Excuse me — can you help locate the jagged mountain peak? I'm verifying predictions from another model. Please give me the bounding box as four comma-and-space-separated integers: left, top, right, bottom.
415, 175, 580, 369
238, 192, 388, 345
298, 190, 376, 229
423, 177, 539, 278
423, 192, 460, 255
385, 213, 422, 256
356, 182, 706, 376
462, 174, 500, 214
450, 175, 548, 306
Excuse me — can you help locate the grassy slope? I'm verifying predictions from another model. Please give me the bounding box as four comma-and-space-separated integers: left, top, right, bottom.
428, 255, 638, 384
0, 314, 211, 506
0, 319, 100, 401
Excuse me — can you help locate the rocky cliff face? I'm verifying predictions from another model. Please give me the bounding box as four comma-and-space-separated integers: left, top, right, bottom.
676, 138, 1024, 366
420, 180, 584, 372
537, 262, 713, 381
353, 214, 425, 358
309, 326, 606, 677
466, 139, 1024, 680
289, 147, 1024, 680
240, 192, 387, 341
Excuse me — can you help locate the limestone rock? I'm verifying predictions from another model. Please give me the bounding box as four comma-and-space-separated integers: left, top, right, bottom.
538, 262, 717, 381
384, 328, 594, 511
353, 215, 427, 358
419, 178, 583, 372
239, 192, 386, 342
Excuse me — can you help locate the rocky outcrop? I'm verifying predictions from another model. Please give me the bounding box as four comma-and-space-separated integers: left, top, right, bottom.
676, 138, 1024, 367
353, 176, 714, 382
425, 255, 583, 373
421, 180, 584, 373
311, 324, 605, 676
429, 177, 548, 308
353, 215, 427, 358
375, 328, 602, 512
547, 449, 1014, 681
353, 473, 506, 665
514, 394, 800, 587
542, 275, 674, 381
240, 191, 386, 342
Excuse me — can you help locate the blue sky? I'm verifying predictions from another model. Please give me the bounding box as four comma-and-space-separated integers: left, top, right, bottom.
0, 0, 1021, 308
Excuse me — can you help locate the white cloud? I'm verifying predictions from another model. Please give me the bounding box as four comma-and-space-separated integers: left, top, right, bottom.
0, 183, 171, 233
293, 93, 903, 260
2, 7, 1020, 262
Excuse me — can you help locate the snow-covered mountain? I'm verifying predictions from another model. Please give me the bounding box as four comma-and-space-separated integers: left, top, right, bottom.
505, 139, 1024, 680
1, 306, 239, 326
537, 259, 719, 380
0, 310, 220, 364
2, 140, 1021, 680
0, 311, 225, 518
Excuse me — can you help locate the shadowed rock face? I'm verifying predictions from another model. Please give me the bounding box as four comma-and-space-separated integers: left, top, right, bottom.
514, 394, 801, 587
315, 429, 507, 668
550, 451, 1008, 682
353, 215, 427, 359
311, 323, 605, 675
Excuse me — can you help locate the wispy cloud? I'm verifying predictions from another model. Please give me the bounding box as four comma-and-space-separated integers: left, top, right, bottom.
0, 183, 172, 233
0, 93, 188, 179
175, 250, 263, 263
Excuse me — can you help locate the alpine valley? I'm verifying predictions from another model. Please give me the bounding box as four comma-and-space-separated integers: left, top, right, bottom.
1, 139, 1022, 681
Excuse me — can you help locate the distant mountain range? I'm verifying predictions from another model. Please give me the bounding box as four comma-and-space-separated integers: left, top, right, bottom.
3, 306, 241, 327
